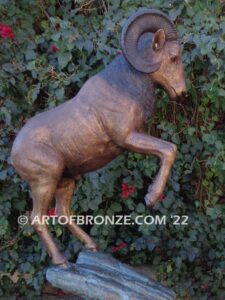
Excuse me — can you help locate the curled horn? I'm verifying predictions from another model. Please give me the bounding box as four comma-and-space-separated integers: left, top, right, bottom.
121, 8, 178, 73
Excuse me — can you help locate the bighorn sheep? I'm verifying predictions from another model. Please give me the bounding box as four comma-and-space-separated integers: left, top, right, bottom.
11, 9, 186, 267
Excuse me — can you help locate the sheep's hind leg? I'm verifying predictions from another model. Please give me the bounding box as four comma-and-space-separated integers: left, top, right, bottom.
30, 178, 69, 267
55, 178, 98, 252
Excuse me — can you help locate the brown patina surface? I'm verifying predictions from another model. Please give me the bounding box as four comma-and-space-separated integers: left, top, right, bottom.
11, 8, 186, 267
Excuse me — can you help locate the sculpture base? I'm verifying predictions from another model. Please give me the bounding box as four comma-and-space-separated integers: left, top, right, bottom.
46, 251, 176, 300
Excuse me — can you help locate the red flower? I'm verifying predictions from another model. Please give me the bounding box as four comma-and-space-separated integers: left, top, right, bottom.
121, 189, 129, 198
48, 208, 57, 216
51, 44, 59, 53
0, 24, 15, 39
121, 183, 135, 198
159, 194, 165, 201
57, 290, 67, 296
112, 246, 118, 253
119, 242, 127, 249
112, 242, 127, 253
201, 284, 209, 290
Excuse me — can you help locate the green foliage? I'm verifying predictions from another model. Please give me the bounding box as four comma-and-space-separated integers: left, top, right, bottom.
0, 0, 225, 299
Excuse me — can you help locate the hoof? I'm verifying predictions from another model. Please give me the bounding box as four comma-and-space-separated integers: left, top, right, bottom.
52, 253, 70, 269
84, 246, 98, 252
84, 242, 98, 252
144, 187, 162, 207
89, 248, 98, 252
54, 259, 71, 269
144, 194, 155, 207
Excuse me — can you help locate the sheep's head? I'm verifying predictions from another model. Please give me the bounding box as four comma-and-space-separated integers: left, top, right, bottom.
121, 9, 186, 99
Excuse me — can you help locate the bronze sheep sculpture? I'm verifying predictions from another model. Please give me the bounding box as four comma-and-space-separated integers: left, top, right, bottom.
11, 9, 186, 267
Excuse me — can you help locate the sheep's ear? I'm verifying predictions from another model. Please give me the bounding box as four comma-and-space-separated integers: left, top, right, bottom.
152, 29, 165, 51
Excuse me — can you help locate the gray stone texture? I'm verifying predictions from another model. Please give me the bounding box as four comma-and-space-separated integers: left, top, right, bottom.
46, 251, 176, 300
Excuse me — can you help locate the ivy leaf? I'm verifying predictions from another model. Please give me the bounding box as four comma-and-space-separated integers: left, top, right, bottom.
58, 52, 72, 69
2, 63, 13, 73
55, 88, 64, 100
110, 202, 122, 212
20, 262, 32, 273
0, 170, 7, 180
25, 50, 36, 61
83, 40, 94, 56
186, 247, 199, 262
136, 203, 145, 213
163, 191, 175, 209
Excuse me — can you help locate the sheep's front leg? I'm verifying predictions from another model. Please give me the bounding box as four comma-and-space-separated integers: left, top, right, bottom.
124, 132, 177, 206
